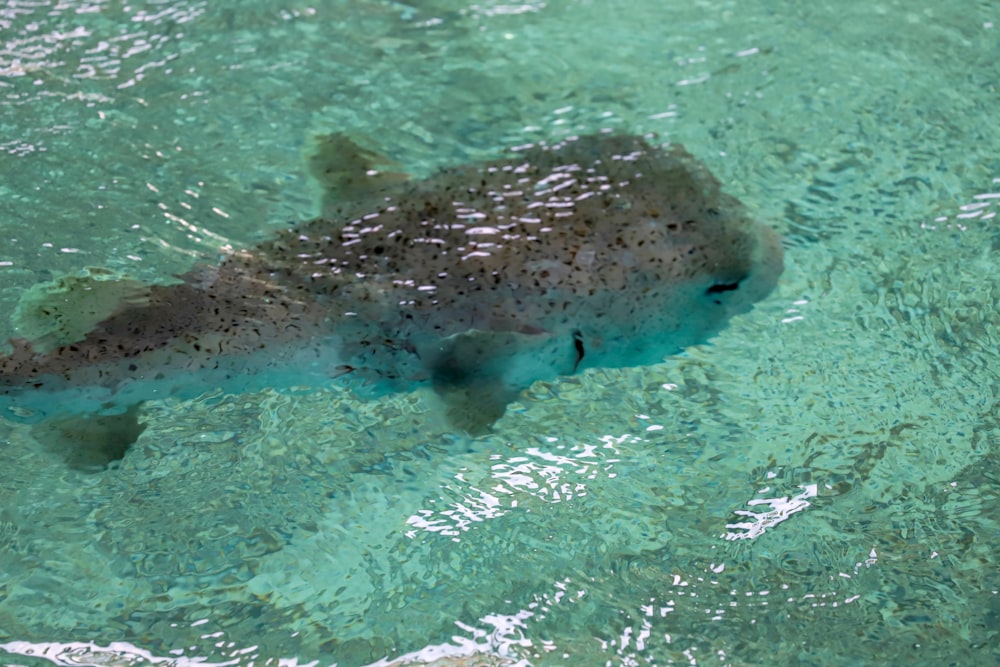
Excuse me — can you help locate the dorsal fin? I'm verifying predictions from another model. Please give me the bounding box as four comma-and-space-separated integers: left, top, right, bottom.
307, 133, 408, 215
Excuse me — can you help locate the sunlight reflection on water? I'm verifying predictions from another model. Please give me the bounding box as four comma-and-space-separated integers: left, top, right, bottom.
2, 0, 1000, 665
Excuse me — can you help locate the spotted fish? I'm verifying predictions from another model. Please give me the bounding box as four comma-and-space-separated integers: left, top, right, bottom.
0, 133, 783, 435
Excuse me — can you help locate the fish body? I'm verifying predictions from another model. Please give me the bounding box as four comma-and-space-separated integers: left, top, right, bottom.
1, 133, 783, 431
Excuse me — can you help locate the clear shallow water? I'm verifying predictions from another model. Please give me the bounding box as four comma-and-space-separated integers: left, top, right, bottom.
1, 0, 998, 665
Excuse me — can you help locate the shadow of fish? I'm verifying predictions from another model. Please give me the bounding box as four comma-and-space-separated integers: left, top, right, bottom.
0, 133, 783, 438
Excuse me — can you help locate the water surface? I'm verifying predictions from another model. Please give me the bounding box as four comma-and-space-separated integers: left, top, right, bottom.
1, 1, 998, 665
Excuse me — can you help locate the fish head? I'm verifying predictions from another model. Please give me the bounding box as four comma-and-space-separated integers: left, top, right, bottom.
546, 140, 785, 370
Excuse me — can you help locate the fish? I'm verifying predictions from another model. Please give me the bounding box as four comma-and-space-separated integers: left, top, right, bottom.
0, 132, 783, 445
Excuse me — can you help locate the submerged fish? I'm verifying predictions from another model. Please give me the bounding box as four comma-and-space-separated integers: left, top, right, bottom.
0, 133, 783, 438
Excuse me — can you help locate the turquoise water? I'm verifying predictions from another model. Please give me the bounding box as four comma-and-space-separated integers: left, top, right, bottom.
1, 0, 998, 665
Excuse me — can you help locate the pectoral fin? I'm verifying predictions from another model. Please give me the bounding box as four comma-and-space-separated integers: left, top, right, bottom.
427, 328, 581, 434
31, 402, 146, 472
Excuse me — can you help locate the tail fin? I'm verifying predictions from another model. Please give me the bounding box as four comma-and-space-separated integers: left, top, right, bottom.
11, 268, 154, 353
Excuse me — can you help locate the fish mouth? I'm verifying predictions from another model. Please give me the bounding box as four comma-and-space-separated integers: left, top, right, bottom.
706, 279, 745, 295
704, 223, 784, 310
